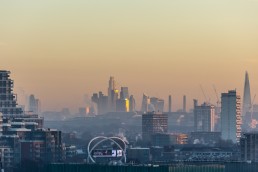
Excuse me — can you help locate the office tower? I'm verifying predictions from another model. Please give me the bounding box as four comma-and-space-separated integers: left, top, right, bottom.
194, 102, 215, 132
28, 94, 41, 114
120, 87, 129, 100
110, 89, 119, 111
150, 97, 164, 113
221, 90, 241, 143
0, 70, 23, 116
241, 133, 258, 162
183, 95, 186, 112
243, 71, 251, 118
142, 112, 168, 142
168, 95, 172, 113
141, 94, 150, 113
242, 71, 252, 131
116, 98, 129, 112
108, 76, 116, 111
193, 99, 198, 108
91, 92, 108, 115
129, 95, 136, 112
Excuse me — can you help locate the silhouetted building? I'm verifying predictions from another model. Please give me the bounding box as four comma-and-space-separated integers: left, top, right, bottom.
116, 99, 129, 112
141, 94, 150, 113
91, 92, 108, 115
150, 97, 164, 113
242, 71, 252, 131
194, 102, 215, 132
120, 87, 129, 100
129, 95, 136, 112
28, 94, 41, 114
108, 76, 116, 112
241, 132, 258, 162
183, 95, 187, 112
189, 132, 221, 145
168, 95, 172, 113
221, 90, 241, 143
142, 112, 168, 142
20, 128, 63, 163
127, 148, 150, 163
0, 70, 23, 116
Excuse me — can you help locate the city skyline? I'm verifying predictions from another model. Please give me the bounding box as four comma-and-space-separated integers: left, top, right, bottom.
1, 0, 258, 111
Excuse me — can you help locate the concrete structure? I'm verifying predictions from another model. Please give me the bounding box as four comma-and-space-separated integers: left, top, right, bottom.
108, 76, 116, 112
120, 87, 129, 100
28, 94, 41, 114
91, 92, 108, 115
221, 90, 242, 143
129, 95, 136, 112
241, 132, 258, 162
151, 133, 187, 147
127, 148, 150, 163
183, 95, 186, 112
189, 132, 221, 145
116, 99, 129, 112
141, 94, 150, 113
150, 97, 164, 113
0, 146, 14, 170
0, 70, 23, 116
142, 112, 168, 142
194, 102, 215, 132
168, 95, 172, 113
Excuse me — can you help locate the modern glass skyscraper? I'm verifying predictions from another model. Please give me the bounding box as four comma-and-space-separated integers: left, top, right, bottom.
242, 71, 251, 117
108, 76, 116, 112
221, 90, 241, 143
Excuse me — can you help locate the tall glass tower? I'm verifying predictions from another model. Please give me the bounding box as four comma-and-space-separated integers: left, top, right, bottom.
242, 71, 251, 118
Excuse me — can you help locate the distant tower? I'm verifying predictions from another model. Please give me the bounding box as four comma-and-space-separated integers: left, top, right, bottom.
242, 71, 251, 118
194, 102, 215, 132
120, 87, 129, 100
108, 76, 116, 111
183, 95, 186, 112
129, 95, 136, 112
141, 94, 150, 113
28, 94, 41, 114
168, 95, 172, 113
221, 90, 241, 143
193, 99, 198, 108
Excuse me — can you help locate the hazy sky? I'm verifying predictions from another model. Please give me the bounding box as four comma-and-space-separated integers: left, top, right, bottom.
1, 0, 258, 112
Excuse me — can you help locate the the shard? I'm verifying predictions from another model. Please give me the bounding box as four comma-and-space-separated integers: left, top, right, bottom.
242, 71, 252, 118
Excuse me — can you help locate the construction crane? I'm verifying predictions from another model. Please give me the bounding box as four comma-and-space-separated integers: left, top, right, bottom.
200, 85, 209, 103
213, 85, 221, 108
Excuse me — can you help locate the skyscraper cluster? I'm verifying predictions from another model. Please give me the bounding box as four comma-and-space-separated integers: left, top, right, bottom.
0, 70, 63, 170
92, 77, 136, 115
141, 94, 165, 113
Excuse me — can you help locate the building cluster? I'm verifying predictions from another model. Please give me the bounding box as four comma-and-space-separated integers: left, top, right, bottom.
3, 69, 258, 170
0, 70, 66, 171
91, 77, 136, 114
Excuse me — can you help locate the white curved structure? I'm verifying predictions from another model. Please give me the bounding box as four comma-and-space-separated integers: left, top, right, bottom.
87, 136, 128, 163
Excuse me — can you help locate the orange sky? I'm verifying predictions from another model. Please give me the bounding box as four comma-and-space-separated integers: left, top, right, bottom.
1, 0, 258, 112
